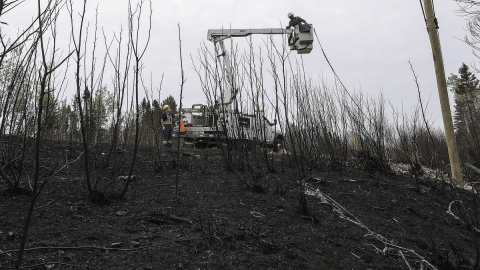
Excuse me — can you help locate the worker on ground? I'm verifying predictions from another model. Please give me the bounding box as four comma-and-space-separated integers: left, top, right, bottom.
286, 12, 310, 32
161, 105, 175, 148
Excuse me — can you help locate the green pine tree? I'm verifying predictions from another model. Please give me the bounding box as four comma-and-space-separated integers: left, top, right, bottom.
447, 63, 480, 163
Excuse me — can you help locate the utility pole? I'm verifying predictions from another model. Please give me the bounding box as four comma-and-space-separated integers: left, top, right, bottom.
423, 0, 463, 184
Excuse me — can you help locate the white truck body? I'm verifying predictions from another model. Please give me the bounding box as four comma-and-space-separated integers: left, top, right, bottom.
174, 105, 282, 149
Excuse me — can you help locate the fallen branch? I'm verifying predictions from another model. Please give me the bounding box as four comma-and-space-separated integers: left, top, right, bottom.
250, 211, 265, 218
247, 227, 270, 239
304, 183, 439, 270
465, 163, 480, 176
0, 236, 205, 255
35, 200, 54, 210
399, 251, 414, 270
3, 261, 85, 270
447, 200, 480, 234
158, 213, 194, 224
447, 200, 465, 225
51, 152, 84, 177
168, 215, 194, 224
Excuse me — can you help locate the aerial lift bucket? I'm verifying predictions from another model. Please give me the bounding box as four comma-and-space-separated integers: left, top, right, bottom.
289, 24, 313, 54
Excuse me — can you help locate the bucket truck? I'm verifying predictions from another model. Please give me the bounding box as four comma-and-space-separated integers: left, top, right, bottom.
174, 24, 313, 149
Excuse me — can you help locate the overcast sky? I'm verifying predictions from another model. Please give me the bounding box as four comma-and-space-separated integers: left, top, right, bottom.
1, 0, 476, 128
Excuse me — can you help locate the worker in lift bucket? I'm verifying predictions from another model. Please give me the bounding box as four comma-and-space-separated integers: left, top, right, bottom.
161, 104, 175, 148
286, 12, 310, 32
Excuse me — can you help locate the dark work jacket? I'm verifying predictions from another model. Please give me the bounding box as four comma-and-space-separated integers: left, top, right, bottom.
162, 112, 174, 125
287, 16, 311, 32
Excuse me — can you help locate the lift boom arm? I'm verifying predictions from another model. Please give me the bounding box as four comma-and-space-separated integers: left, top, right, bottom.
207, 26, 313, 107
207, 28, 292, 42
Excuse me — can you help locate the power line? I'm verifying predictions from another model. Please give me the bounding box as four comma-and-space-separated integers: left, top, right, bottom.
420, 0, 444, 64
312, 28, 371, 126
419, 0, 439, 30
419, 0, 428, 29
432, 0, 439, 29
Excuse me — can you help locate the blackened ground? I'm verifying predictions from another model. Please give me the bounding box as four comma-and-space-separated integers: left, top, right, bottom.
0, 143, 479, 269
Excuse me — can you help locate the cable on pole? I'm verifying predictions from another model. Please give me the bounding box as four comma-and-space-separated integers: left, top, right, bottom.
432, 0, 439, 29
419, 0, 429, 30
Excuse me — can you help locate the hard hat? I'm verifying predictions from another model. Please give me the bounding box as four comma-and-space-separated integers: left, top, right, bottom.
163, 104, 170, 110
288, 12, 294, 18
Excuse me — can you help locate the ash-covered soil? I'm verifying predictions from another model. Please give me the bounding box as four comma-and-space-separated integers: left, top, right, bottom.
0, 143, 479, 269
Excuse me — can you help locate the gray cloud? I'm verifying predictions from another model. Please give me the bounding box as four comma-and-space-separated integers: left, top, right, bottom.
0, 0, 474, 128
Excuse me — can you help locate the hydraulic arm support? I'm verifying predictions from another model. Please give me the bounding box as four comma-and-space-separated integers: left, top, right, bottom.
207, 26, 313, 106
